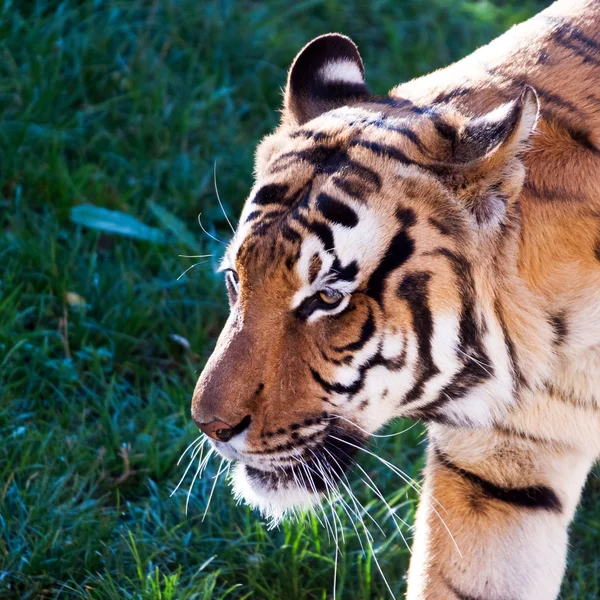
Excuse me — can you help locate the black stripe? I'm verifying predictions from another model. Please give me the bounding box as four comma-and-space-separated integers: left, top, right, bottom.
290, 129, 330, 142
523, 180, 583, 202
332, 257, 358, 282
316, 193, 358, 228
433, 87, 472, 104
271, 144, 349, 175
431, 249, 479, 349
398, 272, 439, 405
541, 108, 599, 153
333, 307, 375, 352
370, 96, 413, 108
395, 207, 417, 228
421, 249, 492, 414
366, 116, 428, 154
244, 210, 262, 222
552, 21, 600, 67
564, 123, 599, 152
310, 365, 366, 396
546, 384, 600, 413
492, 422, 560, 447
428, 216, 453, 236
294, 214, 335, 250
350, 138, 454, 176
365, 218, 414, 304
494, 298, 525, 389
253, 183, 289, 205
432, 117, 458, 152
435, 449, 562, 512
320, 349, 350, 366
549, 311, 568, 346
431, 360, 490, 410
555, 30, 600, 67
331, 161, 381, 202
311, 340, 408, 404
281, 225, 302, 243
349, 139, 416, 166
250, 210, 288, 236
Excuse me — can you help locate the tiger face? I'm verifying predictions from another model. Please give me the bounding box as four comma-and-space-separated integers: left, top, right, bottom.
191, 34, 540, 522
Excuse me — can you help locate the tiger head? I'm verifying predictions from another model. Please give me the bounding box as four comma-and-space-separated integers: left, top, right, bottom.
191, 34, 547, 522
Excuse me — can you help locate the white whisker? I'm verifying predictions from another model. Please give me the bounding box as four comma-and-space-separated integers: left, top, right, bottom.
171, 440, 205, 498
178, 253, 214, 258
202, 457, 228, 521
214, 159, 236, 234
330, 434, 462, 558
330, 414, 421, 439
309, 449, 372, 554
185, 446, 214, 514
336, 447, 412, 552
176, 435, 204, 467
318, 447, 383, 539
198, 213, 226, 245
456, 347, 494, 378
177, 259, 211, 280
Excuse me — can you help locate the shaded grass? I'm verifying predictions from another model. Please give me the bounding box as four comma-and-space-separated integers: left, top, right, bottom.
1, 0, 597, 598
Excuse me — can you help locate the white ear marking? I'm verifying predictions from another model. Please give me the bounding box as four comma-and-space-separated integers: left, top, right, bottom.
319, 60, 364, 84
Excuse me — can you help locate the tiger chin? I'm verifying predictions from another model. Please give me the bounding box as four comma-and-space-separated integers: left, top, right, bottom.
190, 1, 600, 598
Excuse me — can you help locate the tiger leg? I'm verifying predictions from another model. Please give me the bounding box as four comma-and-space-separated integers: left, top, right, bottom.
406, 426, 595, 600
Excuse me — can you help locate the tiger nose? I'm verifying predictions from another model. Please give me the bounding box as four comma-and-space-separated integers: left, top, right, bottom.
194, 415, 252, 442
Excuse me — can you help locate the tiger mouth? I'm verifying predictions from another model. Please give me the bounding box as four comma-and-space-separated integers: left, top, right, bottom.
230, 428, 363, 523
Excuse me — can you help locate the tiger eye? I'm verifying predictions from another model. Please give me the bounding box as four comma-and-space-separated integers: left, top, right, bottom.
318, 289, 341, 305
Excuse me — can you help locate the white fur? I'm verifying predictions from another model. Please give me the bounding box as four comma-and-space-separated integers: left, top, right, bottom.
319, 60, 364, 84
231, 462, 319, 527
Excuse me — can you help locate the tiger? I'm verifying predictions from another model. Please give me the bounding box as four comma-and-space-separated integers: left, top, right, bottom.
190, 0, 600, 597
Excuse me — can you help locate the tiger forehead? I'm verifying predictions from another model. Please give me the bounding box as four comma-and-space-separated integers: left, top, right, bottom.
265, 104, 465, 169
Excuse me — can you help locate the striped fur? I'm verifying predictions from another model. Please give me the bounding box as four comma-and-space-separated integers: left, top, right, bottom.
192, 2, 600, 597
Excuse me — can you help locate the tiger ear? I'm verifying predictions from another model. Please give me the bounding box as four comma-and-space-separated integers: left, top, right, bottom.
447, 86, 539, 227
282, 34, 370, 127
453, 86, 539, 163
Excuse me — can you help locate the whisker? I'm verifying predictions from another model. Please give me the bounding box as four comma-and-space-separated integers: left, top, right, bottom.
292, 463, 328, 532
322, 446, 396, 600
309, 453, 356, 544
214, 159, 236, 234
202, 457, 228, 521
178, 253, 214, 259
176, 435, 204, 467
310, 449, 373, 554
198, 213, 226, 245
455, 347, 494, 378
331, 434, 462, 558
177, 259, 211, 281
329, 429, 424, 494
318, 446, 384, 539
292, 459, 333, 542
329, 414, 421, 439
185, 446, 214, 514
365, 534, 396, 599
334, 446, 412, 551
170, 440, 205, 498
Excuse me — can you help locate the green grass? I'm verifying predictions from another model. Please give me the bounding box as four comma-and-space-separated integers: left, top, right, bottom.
1, 0, 597, 598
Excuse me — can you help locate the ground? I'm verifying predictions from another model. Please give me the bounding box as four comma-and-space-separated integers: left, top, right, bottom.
1, 1, 598, 598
